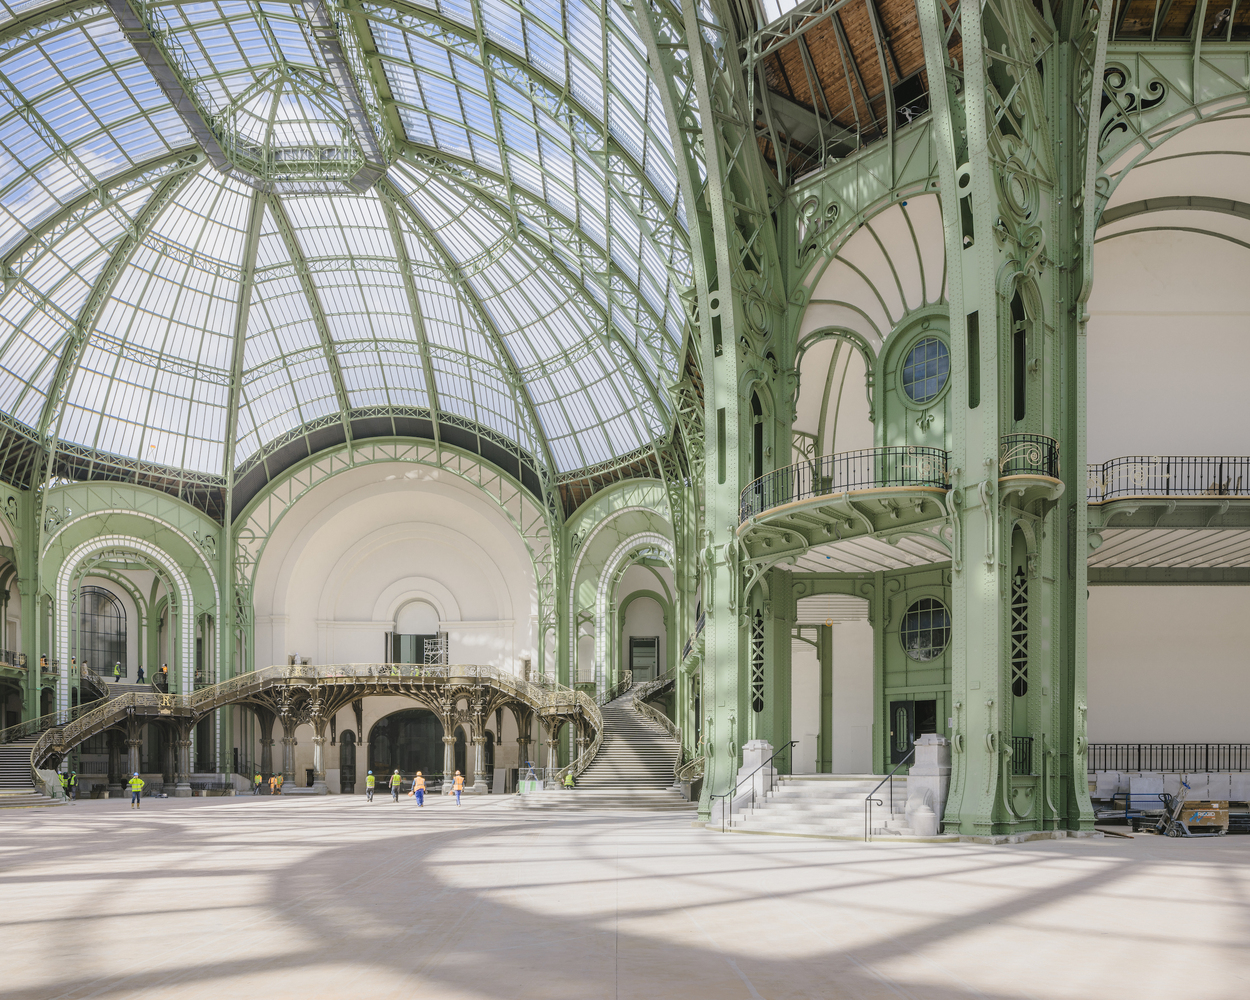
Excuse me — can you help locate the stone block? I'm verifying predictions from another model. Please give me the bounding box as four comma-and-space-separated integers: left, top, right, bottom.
906, 734, 951, 830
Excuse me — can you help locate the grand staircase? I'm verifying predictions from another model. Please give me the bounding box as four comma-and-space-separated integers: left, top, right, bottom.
521, 690, 693, 812
730, 774, 924, 839
0, 737, 58, 807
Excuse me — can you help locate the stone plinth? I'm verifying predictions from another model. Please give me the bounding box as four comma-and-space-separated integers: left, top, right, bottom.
906, 734, 952, 833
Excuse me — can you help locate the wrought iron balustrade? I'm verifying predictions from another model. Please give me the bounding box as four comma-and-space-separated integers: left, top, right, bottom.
1010, 737, 1034, 776
999, 433, 1060, 479
739, 447, 950, 523
1088, 743, 1250, 772
1087, 456, 1250, 502
0, 650, 25, 668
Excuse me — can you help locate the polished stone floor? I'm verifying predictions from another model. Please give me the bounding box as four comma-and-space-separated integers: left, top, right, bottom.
1, 794, 1247, 1000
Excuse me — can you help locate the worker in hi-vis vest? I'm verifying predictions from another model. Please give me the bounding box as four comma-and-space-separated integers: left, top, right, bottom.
452, 770, 464, 806
127, 773, 144, 809
409, 771, 425, 807
365, 771, 375, 802
389, 769, 402, 802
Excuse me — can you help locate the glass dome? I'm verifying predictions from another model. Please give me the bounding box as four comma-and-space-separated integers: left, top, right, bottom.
0, 0, 692, 490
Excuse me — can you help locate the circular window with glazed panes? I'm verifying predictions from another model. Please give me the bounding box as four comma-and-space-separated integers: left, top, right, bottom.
901, 336, 950, 404
900, 597, 951, 661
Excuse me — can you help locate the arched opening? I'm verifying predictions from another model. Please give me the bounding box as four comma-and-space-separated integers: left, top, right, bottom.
73, 585, 126, 679
454, 726, 466, 777
339, 730, 357, 794
484, 729, 495, 780
367, 709, 443, 777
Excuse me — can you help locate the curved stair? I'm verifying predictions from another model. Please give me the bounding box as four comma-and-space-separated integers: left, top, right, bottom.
574, 692, 685, 792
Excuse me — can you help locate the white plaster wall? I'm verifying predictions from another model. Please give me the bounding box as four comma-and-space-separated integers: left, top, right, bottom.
621, 597, 665, 678
793, 340, 874, 458
831, 621, 874, 773
252, 463, 537, 671
790, 638, 820, 773
1088, 587, 1250, 743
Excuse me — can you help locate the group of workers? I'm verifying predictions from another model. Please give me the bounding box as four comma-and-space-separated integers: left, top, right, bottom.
363, 769, 466, 805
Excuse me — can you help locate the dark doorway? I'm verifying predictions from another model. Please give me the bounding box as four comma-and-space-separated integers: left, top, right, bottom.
368, 709, 444, 777
454, 726, 466, 776
888, 699, 937, 765
339, 730, 357, 793
484, 730, 494, 781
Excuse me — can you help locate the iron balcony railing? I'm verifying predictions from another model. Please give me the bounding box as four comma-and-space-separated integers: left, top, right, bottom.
999, 433, 1060, 479
1010, 737, 1034, 776
1087, 456, 1250, 502
0, 650, 25, 668
739, 447, 950, 523
1088, 743, 1250, 772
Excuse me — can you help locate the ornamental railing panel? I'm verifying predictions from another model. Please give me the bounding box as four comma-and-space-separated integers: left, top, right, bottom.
999, 433, 1060, 478
739, 447, 950, 523
1087, 456, 1250, 502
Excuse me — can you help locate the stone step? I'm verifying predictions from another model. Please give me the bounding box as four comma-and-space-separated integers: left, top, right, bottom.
0, 791, 59, 808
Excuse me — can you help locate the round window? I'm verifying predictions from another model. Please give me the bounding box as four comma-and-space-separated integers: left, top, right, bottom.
901, 336, 950, 404
900, 597, 951, 661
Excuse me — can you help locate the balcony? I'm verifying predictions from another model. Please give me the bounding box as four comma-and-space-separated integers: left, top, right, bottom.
999, 433, 1060, 479
1088, 456, 1250, 502
739, 447, 949, 523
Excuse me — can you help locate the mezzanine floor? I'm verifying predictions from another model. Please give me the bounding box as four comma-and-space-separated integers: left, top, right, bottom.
0, 796, 1246, 1000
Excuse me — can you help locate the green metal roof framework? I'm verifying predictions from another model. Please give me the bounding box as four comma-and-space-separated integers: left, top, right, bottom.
0, 0, 697, 509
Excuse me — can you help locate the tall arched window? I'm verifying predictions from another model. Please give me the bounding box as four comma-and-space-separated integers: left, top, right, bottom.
74, 586, 126, 673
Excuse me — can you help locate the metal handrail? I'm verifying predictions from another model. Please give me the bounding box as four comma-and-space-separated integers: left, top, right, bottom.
0, 699, 105, 744
1088, 742, 1250, 772
674, 755, 704, 781
739, 446, 950, 523
999, 433, 1060, 478
29, 663, 601, 775
598, 672, 633, 706
864, 747, 915, 842
1087, 456, 1250, 502
709, 740, 798, 832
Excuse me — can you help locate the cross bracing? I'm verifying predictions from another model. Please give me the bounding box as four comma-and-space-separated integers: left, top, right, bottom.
0, 0, 693, 499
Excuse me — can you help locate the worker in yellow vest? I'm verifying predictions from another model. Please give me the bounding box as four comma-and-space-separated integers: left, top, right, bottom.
275, 774, 284, 794
452, 770, 464, 806
365, 770, 375, 802
389, 769, 402, 802
409, 771, 425, 807
127, 773, 144, 809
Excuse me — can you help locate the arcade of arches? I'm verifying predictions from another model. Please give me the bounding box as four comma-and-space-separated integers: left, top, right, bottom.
0, 0, 1247, 844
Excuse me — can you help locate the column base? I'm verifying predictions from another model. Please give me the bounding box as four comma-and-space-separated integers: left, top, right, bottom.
311, 780, 329, 795
174, 783, 192, 797
470, 780, 488, 795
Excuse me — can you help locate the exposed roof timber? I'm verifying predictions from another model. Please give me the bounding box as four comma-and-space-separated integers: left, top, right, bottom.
302, 0, 387, 191
1100, 195, 1250, 226
102, 0, 232, 174
747, 0, 864, 65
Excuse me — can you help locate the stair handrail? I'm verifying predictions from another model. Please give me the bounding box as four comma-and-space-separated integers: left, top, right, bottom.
28, 664, 601, 774
597, 672, 633, 706
708, 740, 798, 832
674, 754, 704, 782
0, 699, 106, 744
863, 747, 916, 842
552, 695, 605, 786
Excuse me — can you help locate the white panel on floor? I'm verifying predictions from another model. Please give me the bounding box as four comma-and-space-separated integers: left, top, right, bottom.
791, 638, 819, 773
832, 621, 873, 773
1088, 587, 1250, 743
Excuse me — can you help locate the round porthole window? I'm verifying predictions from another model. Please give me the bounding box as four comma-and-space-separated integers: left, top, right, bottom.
901, 336, 950, 404
900, 597, 951, 661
